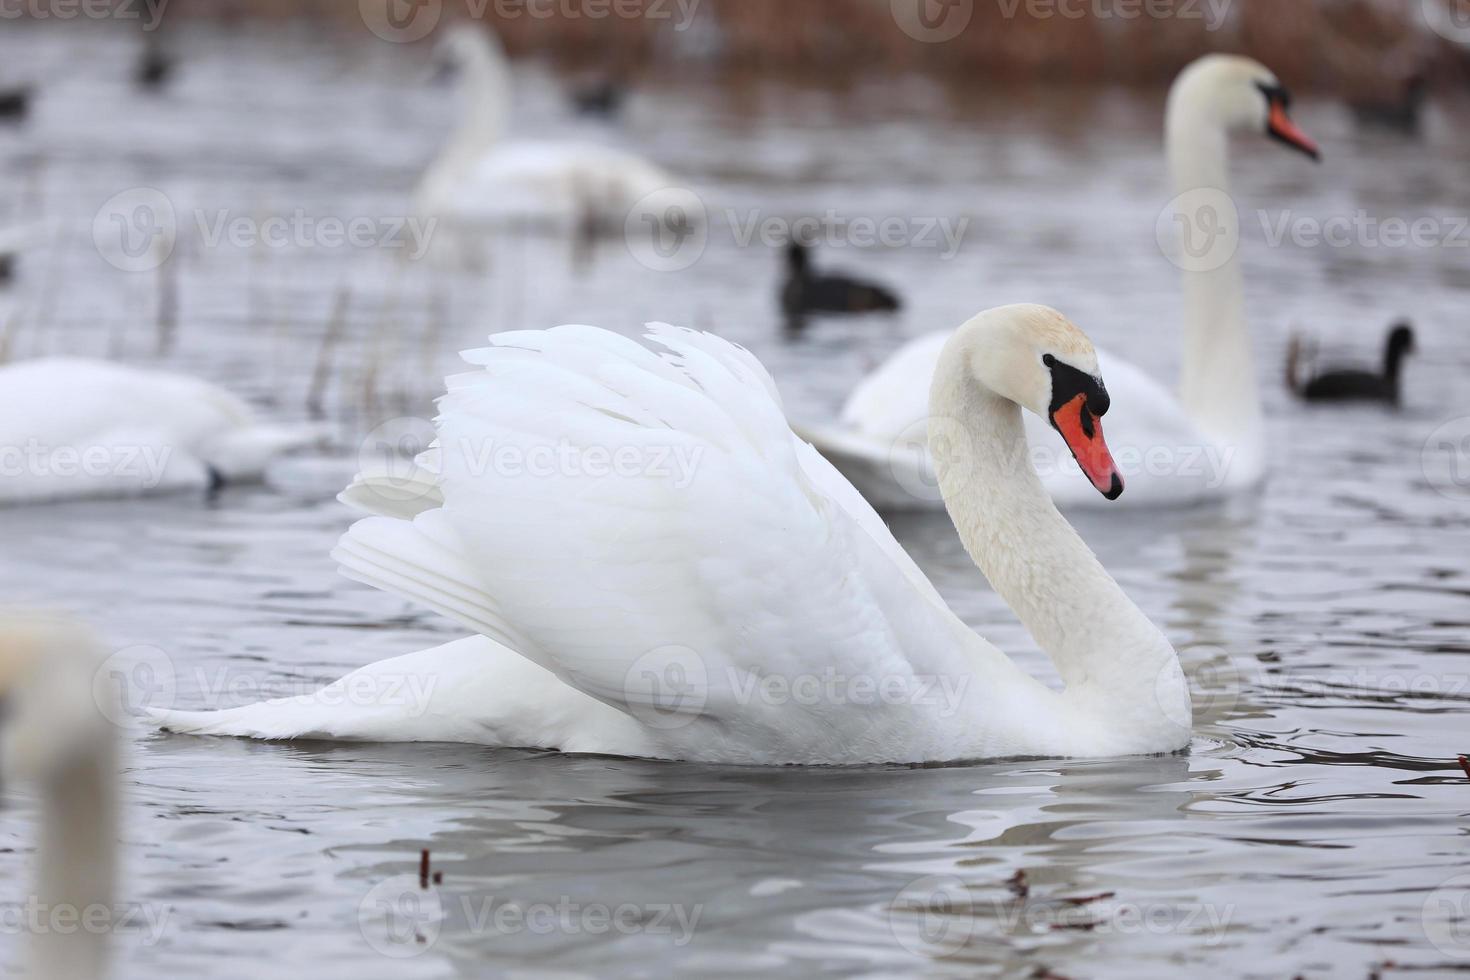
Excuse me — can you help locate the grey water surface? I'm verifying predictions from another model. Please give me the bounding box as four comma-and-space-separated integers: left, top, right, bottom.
1, 23, 1468, 979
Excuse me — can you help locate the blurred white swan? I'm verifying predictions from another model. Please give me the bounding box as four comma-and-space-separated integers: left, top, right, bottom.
152, 306, 1192, 765
0, 358, 323, 505
799, 55, 1321, 510
0, 615, 116, 980
415, 24, 696, 233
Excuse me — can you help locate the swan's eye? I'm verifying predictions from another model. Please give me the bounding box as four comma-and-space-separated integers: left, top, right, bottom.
1042, 354, 1057, 368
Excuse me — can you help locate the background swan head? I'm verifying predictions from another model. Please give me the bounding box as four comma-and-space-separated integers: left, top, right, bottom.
0, 616, 109, 786
431, 21, 508, 83
1168, 54, 1319, 161
954, 304, 1123, 500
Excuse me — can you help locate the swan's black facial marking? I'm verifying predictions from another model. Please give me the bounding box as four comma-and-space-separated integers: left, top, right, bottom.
1043, 354, 1110, 433
1257, 81, 1321, 161
1043, 353, 1123, 501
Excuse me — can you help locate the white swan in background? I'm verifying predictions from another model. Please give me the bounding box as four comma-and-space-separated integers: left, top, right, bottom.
799, 55, 1321, 510
415, 24, 696, 233
152, 306, 1193, 765
1, 615, 117, 980
0, 358, 323, 505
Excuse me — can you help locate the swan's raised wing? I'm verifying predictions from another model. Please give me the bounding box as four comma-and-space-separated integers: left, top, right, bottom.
333, 324, 1019, 763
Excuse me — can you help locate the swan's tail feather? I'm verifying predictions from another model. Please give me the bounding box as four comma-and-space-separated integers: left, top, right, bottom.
331, 512, 537, 657
339, 449, 445, 520
150, 638, 524, 744
149, 636, 652, 752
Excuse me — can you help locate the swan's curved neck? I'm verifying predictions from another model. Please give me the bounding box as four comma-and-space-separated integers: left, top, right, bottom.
421, 40, 510, 200
1167, 91, 1263, 473
30, 744, 116, 980
931, 327, 1187, 732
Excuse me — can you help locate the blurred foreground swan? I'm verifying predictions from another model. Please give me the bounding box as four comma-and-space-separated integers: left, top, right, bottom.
0, 358, 322, 505
1, 616, 116, 980
800, 55, 1321, 510
415, 24, 695, 233
153, 306, 1193, 765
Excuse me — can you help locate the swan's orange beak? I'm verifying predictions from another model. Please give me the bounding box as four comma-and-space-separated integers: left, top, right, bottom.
1267, 98, 1319, 161
1051, 394, 1123, 500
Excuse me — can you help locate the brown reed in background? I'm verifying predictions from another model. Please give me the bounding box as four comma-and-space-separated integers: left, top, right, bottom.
77, 0, 1470, 89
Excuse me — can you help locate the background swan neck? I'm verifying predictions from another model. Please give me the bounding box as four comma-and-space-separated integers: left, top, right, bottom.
30, 744, 116, 980
1167, 95, 1263, 469
424, 42, 510, 197
929, 329, 1182, 714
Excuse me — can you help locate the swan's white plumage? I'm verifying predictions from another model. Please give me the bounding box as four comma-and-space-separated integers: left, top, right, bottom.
802, 55, 1304, 512
0, 358, 322, 505
414, 25, 694, 234
154, 323, 1101, 765
154, 315, 1193, 764
429, 140, 691, 230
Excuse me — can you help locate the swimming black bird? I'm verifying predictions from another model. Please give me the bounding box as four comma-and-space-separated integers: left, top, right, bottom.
136, 41, 173, 91
780, 240, 901, 328
1350, 74, 1428, 135
0, 87, 30, 122
1287, 321, 1416, 405
571, 78, 626, 118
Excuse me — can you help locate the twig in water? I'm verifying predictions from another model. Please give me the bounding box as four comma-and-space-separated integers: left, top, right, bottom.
306, 286, 349, 422
1006, 870, 1029, 899
419, 849, 431, 891
1458, 756, 1469, 780
155, 237, 179, 357
1058, 891, 1115, 907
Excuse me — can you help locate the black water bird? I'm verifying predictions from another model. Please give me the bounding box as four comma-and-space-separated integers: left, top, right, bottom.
571, 77, 626, 118
1287, 321, 1416, 406
0, 87, 30, 122
780, 240, 901, 329
1350, 74, 1428, 135
136, 41, 174, 90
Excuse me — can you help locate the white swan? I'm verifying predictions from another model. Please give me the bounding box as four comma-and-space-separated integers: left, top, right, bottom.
415, 24, 695, 232
152, 305, 1193, 765
799, 55, 1321, 511
0, 358, 323, 505
1, 615, 116, 980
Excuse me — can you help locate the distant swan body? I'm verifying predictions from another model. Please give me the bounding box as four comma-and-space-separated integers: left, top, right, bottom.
0, 358, 321, 505
415, 25, 693, 233
800, 55, 1321, 510
153, 306, 1193, 766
